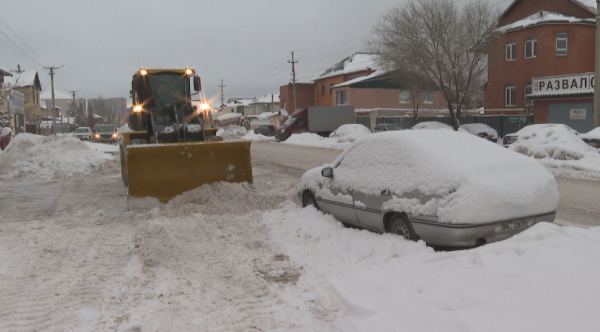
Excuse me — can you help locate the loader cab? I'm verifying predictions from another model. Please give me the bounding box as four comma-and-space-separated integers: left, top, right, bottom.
129, 69, 201, 140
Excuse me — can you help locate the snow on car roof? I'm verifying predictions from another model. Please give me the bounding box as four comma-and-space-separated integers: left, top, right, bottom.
510, 124, 596, 159
302, 130, 558, 224
459, 123, 498, 138
412, 121, 452, 130
580, 126, 600, 140
330, 124, 370, 137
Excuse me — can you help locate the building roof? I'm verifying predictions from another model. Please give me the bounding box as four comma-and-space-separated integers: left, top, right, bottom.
8, 70, 41, 89
41, 90, 73, 100
501, 10, 595, 32
312, 52, 379, 81
0, 66, 12, 76
500, 0, 597, 20
334, 70, 438, 91
251, 94, 280, 104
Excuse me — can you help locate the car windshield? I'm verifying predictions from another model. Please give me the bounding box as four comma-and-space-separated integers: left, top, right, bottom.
387, 125, 401, 131
283, 116, 297, 126
96, 125, 114, 132
74, 128, 88, 133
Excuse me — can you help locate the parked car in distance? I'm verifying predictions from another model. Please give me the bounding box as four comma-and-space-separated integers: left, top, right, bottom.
373, 124, 402, 133
254, 125, 276, 136
73, 127, 92, 141
330, 124, 371, 143
412, 121, 453, 130
298, 130, 558, 248
502, 124, 578, 148
94, 124, 117, 144
581, 127, 600, 148
459, 123, 498, 142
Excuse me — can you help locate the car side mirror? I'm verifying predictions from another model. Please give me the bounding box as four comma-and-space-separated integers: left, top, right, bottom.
321, 167, 333, 178
193, 75, 201, 92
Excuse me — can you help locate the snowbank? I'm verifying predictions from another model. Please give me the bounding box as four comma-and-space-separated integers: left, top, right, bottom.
581, 126, 600, 140
510, 124, 600, 180
282, 133, 352, 150
300, 130, 558, 224
264, 205, 600, 332
0, 134, 116, 180
216, 125, 247, 140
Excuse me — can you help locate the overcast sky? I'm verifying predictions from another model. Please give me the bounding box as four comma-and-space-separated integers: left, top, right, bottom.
1, 0, 510, 107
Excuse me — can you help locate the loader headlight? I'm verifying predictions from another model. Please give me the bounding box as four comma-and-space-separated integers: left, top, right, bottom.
133, 105, 143, 112
185, 69, 193, 75
140, 69, 147, 76
200, 103, 210, 111
112, 133, 117, 138
95, 134, 100, 138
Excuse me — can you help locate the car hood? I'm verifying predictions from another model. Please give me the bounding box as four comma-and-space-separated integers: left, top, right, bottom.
299, 131, 559, 224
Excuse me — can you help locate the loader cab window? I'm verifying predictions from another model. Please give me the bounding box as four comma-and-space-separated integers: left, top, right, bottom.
148, 74, 188, 111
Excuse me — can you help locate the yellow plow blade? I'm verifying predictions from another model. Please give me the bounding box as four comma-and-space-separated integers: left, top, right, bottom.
125, 141, 252, 207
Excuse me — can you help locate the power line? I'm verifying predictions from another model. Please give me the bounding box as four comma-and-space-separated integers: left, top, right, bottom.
0, 15, 49, 67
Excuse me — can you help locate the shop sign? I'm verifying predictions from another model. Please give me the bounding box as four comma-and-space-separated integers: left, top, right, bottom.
570, 109, 586, 120
10, 90, 24, 115
532, 72, 594, 95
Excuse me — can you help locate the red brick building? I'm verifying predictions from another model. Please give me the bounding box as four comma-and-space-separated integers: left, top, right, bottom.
484, 0, 597, 132
279, 83, 315, 112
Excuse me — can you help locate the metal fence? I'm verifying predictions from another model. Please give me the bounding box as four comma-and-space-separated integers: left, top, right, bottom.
373, 115, 533, 138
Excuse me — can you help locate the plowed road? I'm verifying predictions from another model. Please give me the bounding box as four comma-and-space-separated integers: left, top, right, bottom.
250, 141, 600, 228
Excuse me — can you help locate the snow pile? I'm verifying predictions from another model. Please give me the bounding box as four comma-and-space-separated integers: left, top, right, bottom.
242, 131, 277, 141
329, 124, 371, 143
166, 181, 288, 215
0, 134, 116, 180
300, 130, 558, 224
216, 125, 247, 140
581, 126, 600, 140
510, 124, 600, 180
283, 133, 352, 150
264, 206, 600, 332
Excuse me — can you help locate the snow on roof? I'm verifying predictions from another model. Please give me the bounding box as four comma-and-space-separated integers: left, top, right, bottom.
8, 71, 39, 88
279, 109, 289, 117
501, 11, 595, 31
215, 112, 242, 121
573, 0, 598, 14
40, 90, 73, 100
224, 98, 254, 107
251, 94, 280, 104
333, 70, 384, 88
312, 53, 379, 81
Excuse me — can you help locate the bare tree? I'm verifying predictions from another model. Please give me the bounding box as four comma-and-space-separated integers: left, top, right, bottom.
369, 0, 500, 130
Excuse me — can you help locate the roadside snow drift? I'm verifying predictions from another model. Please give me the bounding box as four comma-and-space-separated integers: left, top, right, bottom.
0, 134, 116, 180
300, 130, 559, 224
510, 124, 600, 179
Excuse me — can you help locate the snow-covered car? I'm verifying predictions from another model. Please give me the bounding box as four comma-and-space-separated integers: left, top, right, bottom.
254, 125, 276, 136
509, 123, 598, 160
502, 124, 578, 148
73, 127, 92, 141
298, 130, 558, 248
412, 121, 453, 130
329, 124, 371, 143
373, 123, 402, 133
459, 123, 498, 142
581, 127, 600, 149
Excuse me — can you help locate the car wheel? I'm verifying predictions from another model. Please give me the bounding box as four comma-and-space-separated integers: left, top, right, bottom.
388, 214, 417, 241
302, 191, 318, 209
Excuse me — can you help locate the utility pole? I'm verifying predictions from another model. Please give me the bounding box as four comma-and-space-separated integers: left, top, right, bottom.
10, 64, 25, 74
594, 0, 600, 128
218, 79, 226, 107
44, 65, 64, 135
288, 52, 298, 112
69, 90, 80, 126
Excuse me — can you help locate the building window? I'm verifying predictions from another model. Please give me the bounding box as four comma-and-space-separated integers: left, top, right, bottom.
282, 100, 286, 109
525, 37, 537, 58
321, 85, 326, 96
524, 82, 533, 106
330, 83, 334, 94
505, 41, 516, 61
556, 33, 568, 56
400, 91, 410, 104
505, 83, 516, 106
336, 90, 347, 105
237, 106, 244, 114
424, 91, 433, 104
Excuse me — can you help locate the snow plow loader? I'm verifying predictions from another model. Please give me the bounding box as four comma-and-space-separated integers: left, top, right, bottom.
120, 68, 253, 210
